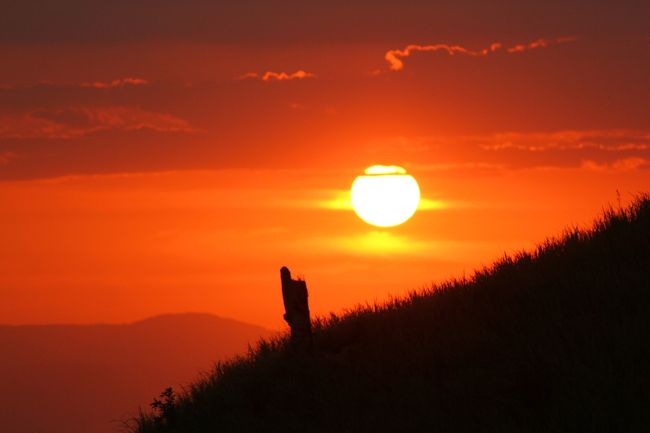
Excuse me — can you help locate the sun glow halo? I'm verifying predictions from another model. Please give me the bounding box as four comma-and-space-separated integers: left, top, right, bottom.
351, 165, 421, 227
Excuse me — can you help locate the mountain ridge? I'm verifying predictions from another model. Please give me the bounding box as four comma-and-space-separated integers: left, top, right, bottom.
0, 312, 273, 433
0, 311, 269, 328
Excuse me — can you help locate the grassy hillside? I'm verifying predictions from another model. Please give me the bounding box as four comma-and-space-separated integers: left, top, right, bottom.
134, 196, 650, 433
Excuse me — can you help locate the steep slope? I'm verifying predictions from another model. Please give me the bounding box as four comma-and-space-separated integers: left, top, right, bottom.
136, 197, 650, 433
0, 313, 272, 433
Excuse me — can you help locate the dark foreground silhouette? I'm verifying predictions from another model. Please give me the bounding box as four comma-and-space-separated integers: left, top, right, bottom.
280, 266, 313, 352
134, 196, 650, 433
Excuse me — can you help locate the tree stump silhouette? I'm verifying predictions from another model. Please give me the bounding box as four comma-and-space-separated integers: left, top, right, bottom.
280, 266, 313, 352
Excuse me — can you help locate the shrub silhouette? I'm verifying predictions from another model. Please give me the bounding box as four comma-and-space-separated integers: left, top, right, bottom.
150, 387, 176, 428
134, 195, 650, 433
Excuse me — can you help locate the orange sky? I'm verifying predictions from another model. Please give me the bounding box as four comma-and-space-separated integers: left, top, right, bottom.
1, 1, 649, 328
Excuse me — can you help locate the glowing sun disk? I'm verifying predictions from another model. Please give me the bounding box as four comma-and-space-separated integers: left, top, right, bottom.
351, 165, 421, 227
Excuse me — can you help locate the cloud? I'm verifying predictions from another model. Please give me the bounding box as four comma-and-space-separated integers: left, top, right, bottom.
239, 70, 316, 81
371, 129, 650, 172
385, 44, 492, 71
79, 77, 149, 89
581, 157, 648, 171
412, 162, 508, 172
0, 78, 150, 90
479, 129, 650, 152
0, 107, 197, 139
506, 36, 577, 53
385, 36, 577, 71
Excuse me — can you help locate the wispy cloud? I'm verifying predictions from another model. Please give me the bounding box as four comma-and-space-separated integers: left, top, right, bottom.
0, 107, 196, 139
581, 157, 648, 171
366, 129, 650, 172
385, 44, 495, 71
506, 36, 576, 53
479, 130, 650, 152
79, 77, 149, 89
239, 70, 316, 82
385, 36, 577, 71
0, 78, 150, 90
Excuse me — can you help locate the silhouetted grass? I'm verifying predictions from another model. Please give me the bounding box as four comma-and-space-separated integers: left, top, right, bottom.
133, 195, 650, 433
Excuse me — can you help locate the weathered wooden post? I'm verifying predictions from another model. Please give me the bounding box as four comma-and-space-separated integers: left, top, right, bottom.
280, 266, 313, 352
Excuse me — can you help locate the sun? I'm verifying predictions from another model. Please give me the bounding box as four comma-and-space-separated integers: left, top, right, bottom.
351, 165, 421, 227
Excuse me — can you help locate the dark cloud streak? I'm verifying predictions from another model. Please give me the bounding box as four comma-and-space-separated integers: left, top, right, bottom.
1, 1, 647, 44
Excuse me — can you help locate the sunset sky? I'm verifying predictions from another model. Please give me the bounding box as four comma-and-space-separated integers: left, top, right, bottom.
1, 1, 648, 329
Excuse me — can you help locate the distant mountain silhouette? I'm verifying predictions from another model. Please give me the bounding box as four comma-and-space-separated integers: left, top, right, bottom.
135, 196, 650, 433
0, 313, 272, 433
